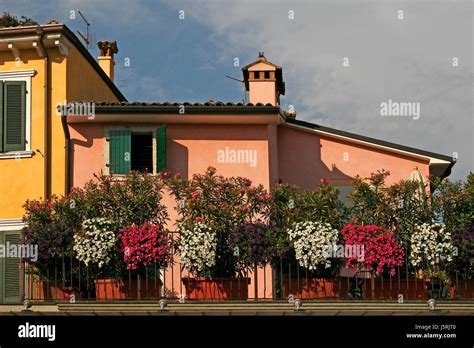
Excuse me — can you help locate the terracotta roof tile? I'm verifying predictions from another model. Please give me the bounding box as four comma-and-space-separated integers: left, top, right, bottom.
78, 101, 276, 107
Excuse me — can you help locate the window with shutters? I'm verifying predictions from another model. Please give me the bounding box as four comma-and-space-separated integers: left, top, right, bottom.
106, 126, 166, 175
0, 70, 33, 157
0, 231, 21, 304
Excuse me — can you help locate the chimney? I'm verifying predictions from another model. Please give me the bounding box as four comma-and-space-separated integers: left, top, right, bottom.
97, 40, 118, 81
241, 52, 285, 106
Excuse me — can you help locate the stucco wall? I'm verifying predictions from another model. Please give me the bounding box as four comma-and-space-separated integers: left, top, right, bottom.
0, 48, 67, 219
277, 125, 430, 191
0, 43, 121, 219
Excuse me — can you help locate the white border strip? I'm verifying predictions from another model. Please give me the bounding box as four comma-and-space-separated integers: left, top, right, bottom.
0, 219, 25, 231
0, 69, 36, 79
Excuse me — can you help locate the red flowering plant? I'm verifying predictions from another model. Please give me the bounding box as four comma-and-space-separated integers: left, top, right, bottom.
340, 224, 404, 276
119, 222, 172, 272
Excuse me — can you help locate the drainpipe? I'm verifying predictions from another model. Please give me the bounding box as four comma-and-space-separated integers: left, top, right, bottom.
35, 26, 51, 200
61, 114, 71, 195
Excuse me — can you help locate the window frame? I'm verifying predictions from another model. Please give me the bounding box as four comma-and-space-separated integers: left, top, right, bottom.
130, 131, 154, 173
0, 69, 34, 157
104, 125, 159, 176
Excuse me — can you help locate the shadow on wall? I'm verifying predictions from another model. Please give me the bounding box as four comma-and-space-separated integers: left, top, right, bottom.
70, 124, 98, 188
169, 141, 188, 180
277, 127, 353, 190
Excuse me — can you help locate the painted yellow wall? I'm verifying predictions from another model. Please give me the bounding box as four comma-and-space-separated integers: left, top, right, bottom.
0, 49, 48, 219
0, 44, 121, 219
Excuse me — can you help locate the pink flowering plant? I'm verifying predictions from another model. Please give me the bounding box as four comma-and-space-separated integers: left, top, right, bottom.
341, 224, 405, 276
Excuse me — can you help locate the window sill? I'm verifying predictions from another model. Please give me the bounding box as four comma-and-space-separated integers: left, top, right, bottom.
0, 150, 34, 159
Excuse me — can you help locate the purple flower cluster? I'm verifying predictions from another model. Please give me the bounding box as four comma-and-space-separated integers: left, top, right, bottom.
229, 222, 289, 270
22, 220, 73, 262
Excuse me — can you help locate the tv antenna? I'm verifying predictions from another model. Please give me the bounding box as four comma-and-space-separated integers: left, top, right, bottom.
76, 10, 91, 50
225, 75, 247, 104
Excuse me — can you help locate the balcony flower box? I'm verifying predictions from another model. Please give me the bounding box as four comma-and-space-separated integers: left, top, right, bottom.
182, 277, 250, 300
94, 278, 163, 300
281, 278, 342, 299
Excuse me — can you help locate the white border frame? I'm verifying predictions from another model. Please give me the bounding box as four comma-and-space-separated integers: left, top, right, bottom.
0, 69, 35, 154
0, 219, 25, 231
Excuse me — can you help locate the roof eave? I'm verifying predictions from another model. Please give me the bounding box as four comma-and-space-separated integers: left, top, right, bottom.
0, 24, 127, 102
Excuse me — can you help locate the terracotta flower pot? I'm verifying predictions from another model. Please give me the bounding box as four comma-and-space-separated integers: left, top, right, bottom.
94, 278, 163, 300
94, 279, 124, 300
450, 280, 474, 299
121, 278, 163, 299
365, 278, 427, 300
281, 278, 341, 299
35, 281, 81, 301
182, 277, 250, 300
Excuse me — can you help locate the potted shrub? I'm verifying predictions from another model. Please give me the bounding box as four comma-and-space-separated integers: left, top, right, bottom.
229, 222, 289, 299
73, 218, 119, 300
22, 196, 82, 301
342, 223, 405, 299
169, 168, 272, 300
179, 220, 235, 300
118, 222, 172, 299
284, 221, 341, 299
268, 182, 347, 299
410, 222, 454, 299
70, 171, 170, 300
431, 174, 473, 298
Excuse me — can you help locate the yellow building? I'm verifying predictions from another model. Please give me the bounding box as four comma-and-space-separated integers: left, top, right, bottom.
0, 23, 125, 303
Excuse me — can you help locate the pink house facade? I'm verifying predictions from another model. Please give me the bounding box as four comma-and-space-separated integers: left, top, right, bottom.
66, 50, 454, 299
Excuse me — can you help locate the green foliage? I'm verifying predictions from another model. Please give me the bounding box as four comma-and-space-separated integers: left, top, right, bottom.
71, 171, 169, 231
431, 173, 474, 279
267, 182, 347, 230
386, 180, 432, 246
0, 12, 37, 27
265, 184, 298, 230
167, 167, 270, 231
349, 170, 434, 248
22, 171, 169, 282
349, 170, 392, 226
431, 173, 474, 234
167, 167, 272, 277
22, 195, 82, 283
297, 183, 347, 230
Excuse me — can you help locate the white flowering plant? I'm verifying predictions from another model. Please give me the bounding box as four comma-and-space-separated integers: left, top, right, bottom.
287, 221, 339, 270
178, 221, 217, 276
73, 218, 116, 269
410, 222, 454, 272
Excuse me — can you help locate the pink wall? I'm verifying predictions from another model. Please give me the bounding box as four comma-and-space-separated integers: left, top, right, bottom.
278, 126, 430, 190
69, 120, 431, 300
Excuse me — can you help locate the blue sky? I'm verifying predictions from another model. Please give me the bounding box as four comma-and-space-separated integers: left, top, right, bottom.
1, 0, 473, 180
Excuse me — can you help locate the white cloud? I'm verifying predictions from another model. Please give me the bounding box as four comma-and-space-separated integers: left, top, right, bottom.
171, 0, 473, 180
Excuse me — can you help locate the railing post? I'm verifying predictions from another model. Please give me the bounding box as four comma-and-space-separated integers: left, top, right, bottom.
254, 262, 258, 301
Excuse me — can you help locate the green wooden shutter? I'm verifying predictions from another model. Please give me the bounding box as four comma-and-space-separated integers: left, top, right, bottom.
3, 81, 26, 152
0, 81, 3, 152
156, 125, 167, 172
108, 130, 131, 174
2, 233, 21, 303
